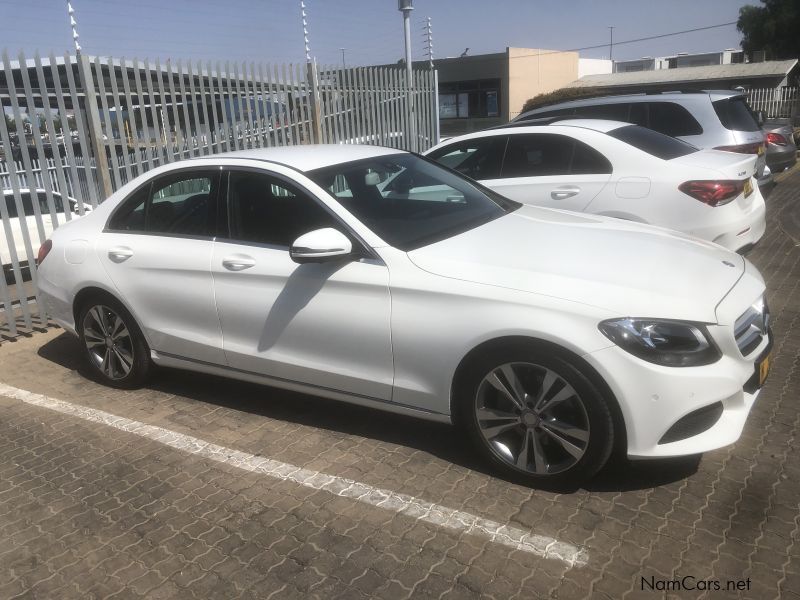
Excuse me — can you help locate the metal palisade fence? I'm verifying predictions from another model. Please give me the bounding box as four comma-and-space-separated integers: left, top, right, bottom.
747, 86, 799, 119
0, 49, 439, 339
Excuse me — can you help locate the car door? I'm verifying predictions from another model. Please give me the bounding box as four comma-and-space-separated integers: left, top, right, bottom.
96, 168, 225, 364
211, 168, 393, 401
488, 133, 612, 211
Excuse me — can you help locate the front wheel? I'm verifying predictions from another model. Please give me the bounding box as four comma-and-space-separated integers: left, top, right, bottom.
77, 297, 151, 389
454, 346, 615, 488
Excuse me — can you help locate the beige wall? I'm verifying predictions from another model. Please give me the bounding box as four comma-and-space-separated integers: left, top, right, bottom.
506, 48, 579, 119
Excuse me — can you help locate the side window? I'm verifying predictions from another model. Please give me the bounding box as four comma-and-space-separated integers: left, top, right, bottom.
571, 140, 613, 175
227, 171, 339, 247
628, 103, 648, 127
647, 102, 703, 136
108, 186, 148, 231
427, 136, 506, 180
4, 195, 19, 218
501, 134, 574, 178
573, 103, 630, 121
107, 170, 217, 236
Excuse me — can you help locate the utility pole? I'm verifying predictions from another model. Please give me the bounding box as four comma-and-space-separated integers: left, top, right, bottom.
339, 48, 347, 70
300, 1, 311, 62
301, 1, 323, 143
608, 26, 615, 62
398, 0, 415, 151
423, 17, 434, 69
67, 1, 81, 52
68, 2, 112, 199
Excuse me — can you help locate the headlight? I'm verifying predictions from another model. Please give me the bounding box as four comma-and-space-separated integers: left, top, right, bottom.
598, 318, 721, 367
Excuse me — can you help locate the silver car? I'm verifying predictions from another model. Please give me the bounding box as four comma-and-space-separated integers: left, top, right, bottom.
514, 91, 772, 189
763, 118, 798, 173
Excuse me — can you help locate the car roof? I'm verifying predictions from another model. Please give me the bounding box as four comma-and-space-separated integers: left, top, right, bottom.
204, 144, 407, 172
432, 119, 629, 146
516, 89, 743, 119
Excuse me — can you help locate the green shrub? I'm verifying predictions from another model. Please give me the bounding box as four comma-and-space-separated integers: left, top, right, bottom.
520, 87, 612, 114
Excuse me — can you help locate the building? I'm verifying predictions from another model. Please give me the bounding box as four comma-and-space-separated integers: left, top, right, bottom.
428, 48, 611, 136
571, 57, 799, 93
614, 49, 746, 73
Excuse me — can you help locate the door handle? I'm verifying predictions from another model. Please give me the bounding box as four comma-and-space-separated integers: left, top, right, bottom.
551, 186, 581, 200
108, 246, 133, 262
222, 255, 256, 271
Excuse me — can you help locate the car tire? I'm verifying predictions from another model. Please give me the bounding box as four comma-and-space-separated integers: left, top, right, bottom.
453, 344, 615, 489
77, 295, 151, 389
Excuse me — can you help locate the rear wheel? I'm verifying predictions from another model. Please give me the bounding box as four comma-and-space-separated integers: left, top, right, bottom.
455, 346, 615, 488
77, 296, 151, 389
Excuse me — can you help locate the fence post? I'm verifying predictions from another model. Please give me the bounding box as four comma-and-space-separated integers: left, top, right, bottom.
306, 61, 323, 144
77, 53, 113, 199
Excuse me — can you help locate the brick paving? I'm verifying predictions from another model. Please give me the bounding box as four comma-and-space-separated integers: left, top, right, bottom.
0, 166, 799, 599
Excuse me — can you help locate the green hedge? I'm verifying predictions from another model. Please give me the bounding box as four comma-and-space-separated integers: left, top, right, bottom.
520, 87, 610, 114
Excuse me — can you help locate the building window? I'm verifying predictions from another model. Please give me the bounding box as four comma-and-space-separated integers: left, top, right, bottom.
439, 80, 500, 119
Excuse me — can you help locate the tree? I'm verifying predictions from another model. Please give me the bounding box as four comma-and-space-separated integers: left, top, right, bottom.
737, 0, 800, 60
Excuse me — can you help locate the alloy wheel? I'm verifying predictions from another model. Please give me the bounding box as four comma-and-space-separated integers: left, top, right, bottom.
82, 304, 135, 381
474, 362, 590, 475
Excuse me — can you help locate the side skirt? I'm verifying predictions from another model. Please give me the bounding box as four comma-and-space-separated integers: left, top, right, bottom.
151, 350, 453, 425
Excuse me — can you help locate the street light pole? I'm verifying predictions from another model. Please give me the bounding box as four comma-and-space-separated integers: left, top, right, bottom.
339, 48, 346, 70
398, 0, 415, 151
609, 26, 615, 62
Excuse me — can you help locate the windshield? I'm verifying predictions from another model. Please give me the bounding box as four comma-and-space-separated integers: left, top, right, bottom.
306, 153, 519, 251
607, 125, 698, 160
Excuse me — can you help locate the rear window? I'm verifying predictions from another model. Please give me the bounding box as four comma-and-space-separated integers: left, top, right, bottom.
607, 125, 698, 160
713, 97, 760, 132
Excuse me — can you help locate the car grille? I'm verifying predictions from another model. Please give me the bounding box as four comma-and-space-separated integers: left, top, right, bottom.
734, 296, 769, 356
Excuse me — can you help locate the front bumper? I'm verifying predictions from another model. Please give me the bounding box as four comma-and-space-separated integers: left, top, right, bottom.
583, 311, 771, 459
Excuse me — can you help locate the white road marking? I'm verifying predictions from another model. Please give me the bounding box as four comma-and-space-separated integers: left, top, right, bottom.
0, 382, 588, 567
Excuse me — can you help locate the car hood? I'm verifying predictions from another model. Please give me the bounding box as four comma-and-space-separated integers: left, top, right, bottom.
407, 205, 744, 322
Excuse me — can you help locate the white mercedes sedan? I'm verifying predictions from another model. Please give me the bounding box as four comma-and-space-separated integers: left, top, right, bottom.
37, 145, 772, 487
425, 120, 766, 253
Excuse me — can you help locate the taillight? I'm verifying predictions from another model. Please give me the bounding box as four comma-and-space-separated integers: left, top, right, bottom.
37, 239, 52, 264
713, 142, 764, 154
678, 180, 745, 207
766, 132, 787, 146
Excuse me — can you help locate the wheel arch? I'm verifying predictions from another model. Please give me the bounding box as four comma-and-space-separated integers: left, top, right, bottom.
72, 285, 151, 349
450, 335, 628, 457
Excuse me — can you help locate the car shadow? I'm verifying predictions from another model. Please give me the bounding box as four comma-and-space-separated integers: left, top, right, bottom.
37, 332, 699, 493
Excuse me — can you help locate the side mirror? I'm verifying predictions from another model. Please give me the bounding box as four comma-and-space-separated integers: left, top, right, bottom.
290, 228, 353, 264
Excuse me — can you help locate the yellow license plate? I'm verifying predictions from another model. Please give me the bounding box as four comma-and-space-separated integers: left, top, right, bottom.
744, 179, 753, 197
759, 353, 771, 386
757, 145, 765, 156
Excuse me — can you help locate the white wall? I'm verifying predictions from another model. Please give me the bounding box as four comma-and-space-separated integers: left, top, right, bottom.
578, 58, 613, 78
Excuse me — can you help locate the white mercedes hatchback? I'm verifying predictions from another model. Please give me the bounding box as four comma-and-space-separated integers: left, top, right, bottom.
37, 145, 772, 487
425, 120, 766, 253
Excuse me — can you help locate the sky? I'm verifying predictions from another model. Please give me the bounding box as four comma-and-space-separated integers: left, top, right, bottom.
0, 0, 755, 67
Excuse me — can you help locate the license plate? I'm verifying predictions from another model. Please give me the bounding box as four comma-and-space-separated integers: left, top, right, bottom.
744, 179, 753, 197
757, 145, 765, 156
758, 352, 771, 386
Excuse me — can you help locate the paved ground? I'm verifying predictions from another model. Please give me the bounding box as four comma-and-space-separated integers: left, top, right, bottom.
1, 165, 799, 599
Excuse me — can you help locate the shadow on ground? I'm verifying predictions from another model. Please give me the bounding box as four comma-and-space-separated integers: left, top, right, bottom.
38, 331, 700, 493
